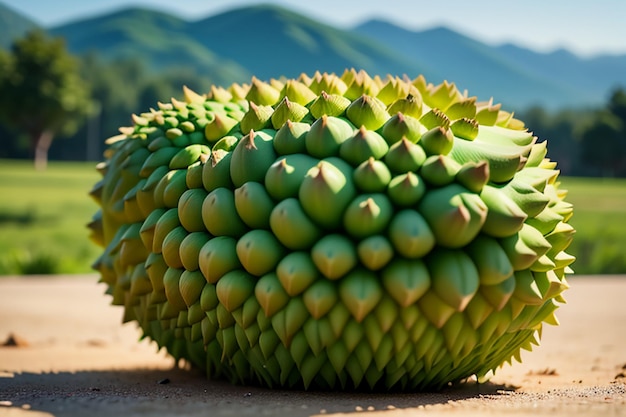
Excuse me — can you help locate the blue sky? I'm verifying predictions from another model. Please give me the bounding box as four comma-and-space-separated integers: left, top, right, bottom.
4, 0, 626, 57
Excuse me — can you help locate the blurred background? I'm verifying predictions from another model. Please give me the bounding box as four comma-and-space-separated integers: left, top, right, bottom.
0, 0, 624, 276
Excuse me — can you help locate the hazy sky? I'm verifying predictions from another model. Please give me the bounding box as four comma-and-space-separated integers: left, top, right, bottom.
4, 0, 626, 57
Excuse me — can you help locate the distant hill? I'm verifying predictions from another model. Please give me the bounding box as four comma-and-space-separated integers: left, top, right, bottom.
48, 7, 251, 86
495, 43, 626, 101
353, 20, 595, 109
49, 5, 438, 85
2, 3, 625, 110
187, 5, 438, 81
0, 2, 39, 48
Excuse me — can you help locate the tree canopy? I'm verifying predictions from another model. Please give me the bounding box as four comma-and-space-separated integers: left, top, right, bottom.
578, 89, 626, 177
0, 30, 93, 169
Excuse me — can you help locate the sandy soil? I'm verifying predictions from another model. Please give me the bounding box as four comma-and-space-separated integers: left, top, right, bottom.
0, 274, 624, 417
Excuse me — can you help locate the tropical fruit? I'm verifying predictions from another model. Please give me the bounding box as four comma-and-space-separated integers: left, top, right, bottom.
89, 70, 574, 391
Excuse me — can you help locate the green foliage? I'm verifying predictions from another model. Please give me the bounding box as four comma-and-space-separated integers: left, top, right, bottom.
55, 54, 220, 162
0, 249, 62, 275
520, 90, 626, 178
609, 89, 626, 121
580, 114, 623, 176
578, 89, 626, 177
0, 160, 101, 275
0, 30, 92, 135
0, 30, 94, 168
520, 106, 591, 175
560, 177, 626, 274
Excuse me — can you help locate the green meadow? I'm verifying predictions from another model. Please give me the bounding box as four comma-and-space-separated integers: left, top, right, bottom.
558, 177, 626, 274
0, 160, 101, 274
0, 160, 624, 275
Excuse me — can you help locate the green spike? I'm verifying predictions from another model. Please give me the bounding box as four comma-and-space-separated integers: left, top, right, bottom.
273, 120, 311, 155
299, 160, 356, 229
216, 270, 256, 312
229, 130, 277, 187
264, 154, 319, 200
236, 229, 285, 277
353, 157, 392, 193
255, 272, 289, 318
303, 280, 338, 319
383, 138, 427, 173
311, 234, 357, 280
308, 91, 351, 119
382, 258, 431, 307
277, 252, 319, 296
233, 181, 275, 229
305, 115, 355, 158
388, 209, 436, 259
240, 102, 273, 133
345, 95, 390, 130
198, 236, 242, 284
339, 269, 383, 322
381, 112, 425, 145
339, 126, 389, 166
271, 97, 310, 129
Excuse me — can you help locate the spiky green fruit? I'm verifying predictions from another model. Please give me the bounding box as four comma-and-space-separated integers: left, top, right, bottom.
91, 71, 574, 392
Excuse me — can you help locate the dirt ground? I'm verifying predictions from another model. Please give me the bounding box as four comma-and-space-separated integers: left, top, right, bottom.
0, 274, 624, 417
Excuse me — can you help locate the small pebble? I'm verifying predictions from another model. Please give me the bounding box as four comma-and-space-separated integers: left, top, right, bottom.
158, 378, 170, 384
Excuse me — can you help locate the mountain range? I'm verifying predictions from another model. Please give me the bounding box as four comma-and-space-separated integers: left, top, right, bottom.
0, 2, 38, 48
2, 2, 625, 111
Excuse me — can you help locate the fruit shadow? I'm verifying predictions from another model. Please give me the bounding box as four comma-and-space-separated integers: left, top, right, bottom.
0, 366, 517, 416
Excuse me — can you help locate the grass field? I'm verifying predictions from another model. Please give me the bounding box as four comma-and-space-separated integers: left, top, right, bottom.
0, 159, 624, 275
0, 160, 101, 274
557, 176, 626, 274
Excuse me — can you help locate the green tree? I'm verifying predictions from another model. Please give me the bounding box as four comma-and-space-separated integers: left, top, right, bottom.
608, 88, 626, 123
0, 30, 93, 169
76, 55, 146, 161
520, 106, 585, 176
579, 88, 626, 177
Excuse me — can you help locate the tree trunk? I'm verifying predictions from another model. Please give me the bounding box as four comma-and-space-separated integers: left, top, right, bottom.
33, 130, 54, 171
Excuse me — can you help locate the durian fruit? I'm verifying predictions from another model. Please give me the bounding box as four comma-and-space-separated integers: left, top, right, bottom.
89, 70, 574, 391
